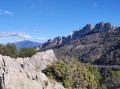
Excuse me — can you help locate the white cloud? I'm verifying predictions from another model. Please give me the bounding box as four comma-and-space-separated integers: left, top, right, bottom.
4, 11, 13, 15
34, 30, 40, 33
0, 9, 13, 15
0, 32, 31, 39
92, 3, 97, 7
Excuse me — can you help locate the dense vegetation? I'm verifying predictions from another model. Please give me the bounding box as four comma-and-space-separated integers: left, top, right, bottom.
43, 58, 97, 89
86, 65, 102, 88
102, 71, 120, 89
18, 47, 37, 58
0, 43, 18, 58
98, 67, 120, 89
44, 59, 120, 89
0, 43, 37, 58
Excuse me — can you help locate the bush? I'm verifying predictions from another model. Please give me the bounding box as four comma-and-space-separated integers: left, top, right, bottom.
18, 47, 37, 58
0, 44, 37, 58
103, 71, 120, 89
86, 65, 102, 89
43, 58, 97, 89
0, 43, 18, 58
6, 43, 18, 58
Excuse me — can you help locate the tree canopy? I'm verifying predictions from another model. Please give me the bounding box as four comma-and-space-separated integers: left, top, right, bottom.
0, 43, 36, 58
0, 43, 18, 58
18, 47, 37, 58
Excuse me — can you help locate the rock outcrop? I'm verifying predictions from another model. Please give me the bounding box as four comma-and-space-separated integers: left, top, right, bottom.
0, 50, 65, 89
93, 21, 116, 32
36, 21, 117, 51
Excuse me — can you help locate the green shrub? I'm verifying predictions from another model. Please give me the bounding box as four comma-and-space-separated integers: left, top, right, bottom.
86, 65, 102, 88
43, 58, 97, 89
0, 44, 37, 58
18, 47, 37, 58
0, 43, 18, 58
103, 71, 120, 89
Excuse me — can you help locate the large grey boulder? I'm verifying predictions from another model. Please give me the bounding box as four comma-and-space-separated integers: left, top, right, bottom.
0, 50, 65, 89
30, 49, 57, 71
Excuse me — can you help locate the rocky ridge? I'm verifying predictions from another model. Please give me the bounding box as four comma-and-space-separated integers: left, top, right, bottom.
0, 49, 65, 89
36, 21, 116, 51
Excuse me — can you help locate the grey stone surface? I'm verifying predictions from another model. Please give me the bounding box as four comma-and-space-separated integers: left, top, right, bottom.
0, 50, 65, 89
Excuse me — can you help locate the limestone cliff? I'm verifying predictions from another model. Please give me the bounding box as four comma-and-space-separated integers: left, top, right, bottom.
0, 49, 65, 89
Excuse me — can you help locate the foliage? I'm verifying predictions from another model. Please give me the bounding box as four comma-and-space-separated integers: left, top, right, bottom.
0, 43, 18, 58
43, 58, 97, 89
6, 43, 18, 58
0, 43, 36, 58
0, 44, 7, 55
86, 65, 102, 89
102, 71, 120, 89
18, 47, 37, 58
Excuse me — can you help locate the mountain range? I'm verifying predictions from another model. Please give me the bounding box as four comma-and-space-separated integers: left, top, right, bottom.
13, 40, 42, 50
35, 21, 120, 65
36, 21, 116, 51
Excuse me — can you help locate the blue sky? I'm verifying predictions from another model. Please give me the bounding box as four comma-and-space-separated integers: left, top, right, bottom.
0, 0, 120, 44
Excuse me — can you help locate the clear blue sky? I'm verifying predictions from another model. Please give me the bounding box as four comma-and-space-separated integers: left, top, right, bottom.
0, 0, 120, 44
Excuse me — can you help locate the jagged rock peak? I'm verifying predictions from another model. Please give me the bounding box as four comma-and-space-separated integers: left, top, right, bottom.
80, 24, 94, 33
93, 21, 116, 32
83, 24, 94, 30
0, 50, 65, 89
100, 21, 105, 24
52, 36, 62, 44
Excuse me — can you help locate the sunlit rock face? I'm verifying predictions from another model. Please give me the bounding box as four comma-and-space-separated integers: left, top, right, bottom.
0, 50, 65, 89
93, 21, 116, 32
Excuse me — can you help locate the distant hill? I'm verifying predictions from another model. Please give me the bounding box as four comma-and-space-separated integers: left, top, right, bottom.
13, 40, 42, 50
